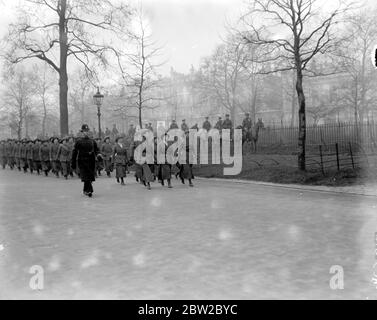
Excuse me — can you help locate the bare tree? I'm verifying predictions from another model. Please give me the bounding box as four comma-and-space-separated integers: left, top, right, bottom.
239, 0, 351, 170
334, 8, 377, 123
199, 38, 247, 121
1, 68, 36, 139
115, 8, 166, 128
69, 70, 93, 126
33, 64, 57, 137
4, 0, 131, 136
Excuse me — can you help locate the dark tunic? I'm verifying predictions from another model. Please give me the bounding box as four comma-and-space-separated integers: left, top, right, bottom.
222, 119, 233, 130
112, 143, 128, 178
203, 121, 212, 131
39, 144, 51, 171
214, 120, 223, 131
71, 136, 98, 182
242, 118, 252, 130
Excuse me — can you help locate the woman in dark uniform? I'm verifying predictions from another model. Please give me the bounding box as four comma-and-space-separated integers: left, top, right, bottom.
157, 133, 173, 188
112, 136, 128, 185
71, 125, 99, 198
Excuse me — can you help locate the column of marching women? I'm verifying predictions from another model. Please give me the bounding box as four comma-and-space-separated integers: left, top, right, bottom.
0, 137, 76, 179
0, 128, 195, 196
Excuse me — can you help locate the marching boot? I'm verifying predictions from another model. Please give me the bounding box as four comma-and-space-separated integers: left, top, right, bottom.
65, 175, 68, 180
116, 177, 120, 183
168, 179, 172, 189
107, 172, 111, 178
161, 180, 165, 186
181, 178, 185, 184
189, 179, 194, 187
147, 182, 151, 190
45, 170, 48, 177
121, 178, 125, 186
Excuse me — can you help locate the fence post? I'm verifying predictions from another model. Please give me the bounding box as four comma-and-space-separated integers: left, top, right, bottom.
335, 143, 340, 171
319, 145, 325, 175
349, 142, 355, 170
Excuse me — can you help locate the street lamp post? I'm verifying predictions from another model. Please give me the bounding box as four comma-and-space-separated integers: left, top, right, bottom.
93, 87, 104, 139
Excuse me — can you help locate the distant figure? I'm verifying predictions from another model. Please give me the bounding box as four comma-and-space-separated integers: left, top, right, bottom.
222, 114, 233, 130
181, 119, 189, 133
148, 122, 154, 133
105, 127, 111, 137
112, 124, 119, 137
128, 124, 136, 138
214, 117, 223, 131
170, 120, 179, 130
71, 124, 99, 198
242, 113, 252, 131
202, 117, 212, 132
257, 118, 265, 129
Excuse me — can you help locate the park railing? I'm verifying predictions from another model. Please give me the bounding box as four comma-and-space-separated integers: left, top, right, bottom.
256, 121, 377, 154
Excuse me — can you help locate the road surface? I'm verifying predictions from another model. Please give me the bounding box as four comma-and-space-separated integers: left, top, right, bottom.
0, 169, 376, 299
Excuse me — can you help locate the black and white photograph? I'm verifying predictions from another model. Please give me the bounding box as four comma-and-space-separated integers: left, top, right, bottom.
0, 0, 377, 303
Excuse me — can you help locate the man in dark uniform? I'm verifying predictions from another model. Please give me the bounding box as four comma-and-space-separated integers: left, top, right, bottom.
214, 117, 223, 131
222, 114, 233, 130
202, 117, 212, 132
242, 113, 252, 131
169, 120, 179, 130
71, 124, 99, 198
181, 119, 189, 133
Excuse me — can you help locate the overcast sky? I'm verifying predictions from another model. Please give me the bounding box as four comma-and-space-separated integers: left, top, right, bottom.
140, 0, 245, 74
0, 0, 245, 76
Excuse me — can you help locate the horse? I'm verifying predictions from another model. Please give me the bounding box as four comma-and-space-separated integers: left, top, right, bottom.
239, 121, 264, 154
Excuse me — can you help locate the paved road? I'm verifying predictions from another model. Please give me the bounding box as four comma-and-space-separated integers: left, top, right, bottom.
0, 169, 376, 299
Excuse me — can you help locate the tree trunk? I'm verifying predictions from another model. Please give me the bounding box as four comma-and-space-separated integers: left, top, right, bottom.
59, 0, 69, 137
138, 104, 142, 128
296, 69, 306, 171
42, 97, 47, 137
290, 71, 296, 127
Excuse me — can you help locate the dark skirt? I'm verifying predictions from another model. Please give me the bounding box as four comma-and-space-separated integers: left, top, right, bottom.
41, 160, 50, 171
158, 164, 172, 181
179, 164, 194, 180
142, 164, 154, 183
115, 164, 127, 178
61, 161, 70, 176
135, 163, 143, 179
